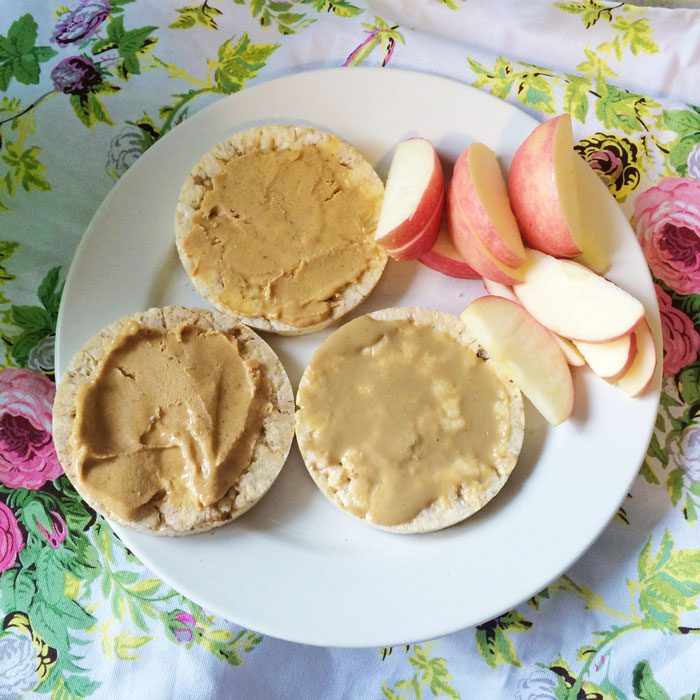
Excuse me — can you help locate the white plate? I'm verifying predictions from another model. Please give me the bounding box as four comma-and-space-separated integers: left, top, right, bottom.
56, 67, 661, 647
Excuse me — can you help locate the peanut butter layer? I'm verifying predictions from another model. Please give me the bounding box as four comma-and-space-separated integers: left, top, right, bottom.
296, 317, 513, 527
181, 144, 383, 328
70, 323, 270, 521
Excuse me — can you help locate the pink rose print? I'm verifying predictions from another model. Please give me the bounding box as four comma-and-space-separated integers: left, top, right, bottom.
0, 369, 62, 490
655, 285, 700, 376
632, 178, 700, 295
168, 610, 197, 643
0, 501, 24, 572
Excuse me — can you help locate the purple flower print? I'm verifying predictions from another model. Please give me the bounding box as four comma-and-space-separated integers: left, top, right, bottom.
669, 421, 700, 481
688, 142, 700, 181
52, 0, 111, 46
50, 56, 103, 95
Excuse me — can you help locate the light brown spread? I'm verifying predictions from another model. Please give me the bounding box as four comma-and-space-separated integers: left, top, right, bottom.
70, 322, 270, 521
182, 144, 384, 327
297, 317, 513, 526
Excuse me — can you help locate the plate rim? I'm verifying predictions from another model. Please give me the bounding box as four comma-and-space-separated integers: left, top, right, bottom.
55, 66, 662, 647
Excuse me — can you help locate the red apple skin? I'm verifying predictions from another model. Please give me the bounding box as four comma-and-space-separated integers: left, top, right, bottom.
376, 141, 445, 251
447, 181, 524, 286
508, 114, 583, 258
419, 220, 480, 278
388, 189, 444, 261
451, 144, 526, 268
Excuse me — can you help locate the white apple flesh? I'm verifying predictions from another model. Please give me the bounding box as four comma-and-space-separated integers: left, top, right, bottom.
388, 190, 444, 260
616, 320, 657, 397
375, 138, 445, 256
571, 154, 612, 275
514, 250, 644, 343
483, 279, 585, 367
460, 296, 574, 426
575, 333, 637, 382
552, 335, 586, 368
482, 278, 518, 302
450, 143, 526, 268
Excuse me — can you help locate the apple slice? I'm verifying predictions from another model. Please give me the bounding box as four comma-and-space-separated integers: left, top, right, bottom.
419, 218, 480, 278
508, 114, 584, 258
460, 296, 574, 425
571, 154, 612, 275
552, 335, 586, 368
389, 190, 444, 260
483, 279, 585, 366
483, 278, 518, 302
375, 138, 444, 254
575, 333, 637, 382
617, 320, 657, 397
447, 182, 524, 285
514, 250, 644, 343
451, 143, 526, 268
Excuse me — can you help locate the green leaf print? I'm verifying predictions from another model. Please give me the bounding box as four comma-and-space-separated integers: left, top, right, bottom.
636, 529, 700, 630
666, 468, 684, 506
2, 265, 63, 368
468, 57, 560, 113
213, 33, 280, 94
576, 47, 617, 80
475, 611, 532, 669
113, 632, 152, 660
0, 567, 36, 610
233, 0, 316, 35
382, 644, 461, 699
610, 16, 658, 56
38, 266, 64, 319
678, 363, 700, 406
0, 14, 57, 91
595, 84, 659, 134
170, 2, 223, 30
632, 661, 671, 700
0, 142, 50, 195
646, 432, 668, 467
563, 74, 592, 122
468, 56, 515, 99
555, 0, 614, 28
69, 93, 114, 128
92, 17, 158, 79
663, 107, 700, 176
110, 0, 137, 14
300, 0, 364, 18
527, 587, 551, 610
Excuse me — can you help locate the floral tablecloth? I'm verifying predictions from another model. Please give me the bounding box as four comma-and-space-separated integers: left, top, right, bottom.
1, 1, 699, 698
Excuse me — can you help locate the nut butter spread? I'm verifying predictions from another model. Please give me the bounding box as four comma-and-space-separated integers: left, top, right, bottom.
69, 323, 270, 521
296, 317, 514, 527
181, 144, 384, 327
